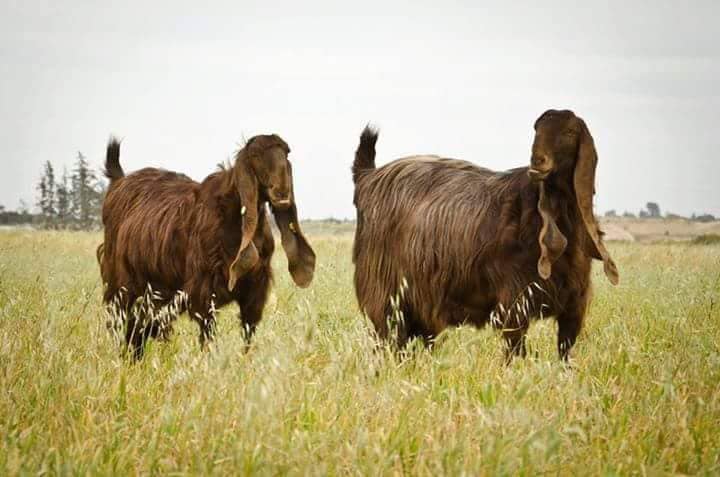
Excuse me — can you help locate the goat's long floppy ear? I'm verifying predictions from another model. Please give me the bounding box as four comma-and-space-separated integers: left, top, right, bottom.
271, 162, 316, 288
537, 181, 568, 279
574, 122, 620, 285
228, 153, 260, 291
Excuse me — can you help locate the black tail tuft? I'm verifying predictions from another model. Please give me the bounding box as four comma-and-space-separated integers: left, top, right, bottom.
105, 136, 124, 181
352, 125, 379, 184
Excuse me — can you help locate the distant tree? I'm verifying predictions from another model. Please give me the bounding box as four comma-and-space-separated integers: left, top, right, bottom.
604, 210, 617, 217
35, 168, 47, 215
55, 167, 72, 228
70, 152, 104, 230
92, 168, 107, 226
622, 211, 636, 218
639, 210, 649, 218
36, 161, 57, 228
665, 212, 686, 220
646, 202, 661, 218
18, 199, 32, 222
693, 214, 716, 223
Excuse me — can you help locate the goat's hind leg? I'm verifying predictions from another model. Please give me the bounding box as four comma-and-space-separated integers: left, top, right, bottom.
120, 292, 150, 361
124, 313, 152, 361
105, 289, 149, 362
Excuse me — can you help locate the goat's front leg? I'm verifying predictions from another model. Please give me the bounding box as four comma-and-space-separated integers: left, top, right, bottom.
502, 321, 529, 363
556, 310, 585, 361
556, 291, 589, 361
235, 269, 271, 350
189, 300, 217, 352
114, 292, 151, 362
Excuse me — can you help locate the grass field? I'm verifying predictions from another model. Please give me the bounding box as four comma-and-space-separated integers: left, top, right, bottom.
1, 229, 719, 475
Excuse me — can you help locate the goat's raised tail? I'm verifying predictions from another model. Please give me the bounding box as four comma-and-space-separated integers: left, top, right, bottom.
352, 125, 379, 184
105, 137, 124, 182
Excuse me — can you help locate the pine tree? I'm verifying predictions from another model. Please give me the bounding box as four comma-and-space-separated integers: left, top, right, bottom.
36, 161, 56, 228
36, 170, 48, 216
18, 199, 30, 219
72, 152, 90, 229
56, 167, 71, 228
70, 152, 105, 230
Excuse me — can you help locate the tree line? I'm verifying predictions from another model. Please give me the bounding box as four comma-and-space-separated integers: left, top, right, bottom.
604, 202, 716, 222
0, 152, 106, 229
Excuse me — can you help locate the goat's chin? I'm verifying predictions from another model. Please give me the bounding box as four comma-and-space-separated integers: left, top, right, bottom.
528, 169, 550, 182
270, 198, 292, 210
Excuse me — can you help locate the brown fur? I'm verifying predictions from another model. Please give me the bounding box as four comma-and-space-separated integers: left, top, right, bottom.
351, 110, 618, 361
100, 134, 315, 359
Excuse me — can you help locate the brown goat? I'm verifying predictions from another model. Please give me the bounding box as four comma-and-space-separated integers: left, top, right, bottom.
351, 110, 618, 361
100, 135, 315, 359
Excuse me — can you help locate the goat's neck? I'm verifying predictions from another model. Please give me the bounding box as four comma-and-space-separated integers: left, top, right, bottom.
542, 175, 587, 244
516, 171, 582, 241
543, 170, 575, 199
200, 169, 246, 223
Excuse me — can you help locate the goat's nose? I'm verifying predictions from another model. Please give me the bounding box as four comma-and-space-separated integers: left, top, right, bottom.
270, 185, 286, 196
529, 154, 552, 181
270, 186, 292, 208
531, 154, 550, 170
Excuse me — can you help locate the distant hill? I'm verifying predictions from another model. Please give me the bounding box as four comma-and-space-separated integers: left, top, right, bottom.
600, 217, 720, 242
299, 217, 720, 243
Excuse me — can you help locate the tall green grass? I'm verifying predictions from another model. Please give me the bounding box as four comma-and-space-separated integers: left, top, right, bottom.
1, 230, 718, 475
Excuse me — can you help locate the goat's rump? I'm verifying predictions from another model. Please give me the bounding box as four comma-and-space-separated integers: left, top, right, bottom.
103, 168, 203, 286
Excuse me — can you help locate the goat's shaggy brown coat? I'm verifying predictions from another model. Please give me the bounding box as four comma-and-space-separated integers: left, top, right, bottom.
352, 110, 618, 360
100, 135, 315, 359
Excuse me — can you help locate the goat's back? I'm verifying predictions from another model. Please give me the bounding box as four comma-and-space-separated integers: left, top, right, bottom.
354, 156, 524, 261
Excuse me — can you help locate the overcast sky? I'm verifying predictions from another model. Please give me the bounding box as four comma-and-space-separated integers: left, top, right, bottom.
1, 0, 718, 218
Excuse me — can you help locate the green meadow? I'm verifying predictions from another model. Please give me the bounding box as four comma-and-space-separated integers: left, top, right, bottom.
1, 228, 719, 475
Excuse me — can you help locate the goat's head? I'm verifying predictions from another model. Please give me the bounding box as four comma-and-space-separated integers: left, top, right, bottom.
530, 109, 619, 285
228, 134, 316, 291
243, 134, 294, 208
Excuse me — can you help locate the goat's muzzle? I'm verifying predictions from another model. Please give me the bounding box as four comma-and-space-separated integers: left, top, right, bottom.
529, 153, 552, 182
528, 168, 550, 182
271, 198, 292, 210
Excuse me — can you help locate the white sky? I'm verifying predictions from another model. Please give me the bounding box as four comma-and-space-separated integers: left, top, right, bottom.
1, 0, 719, 218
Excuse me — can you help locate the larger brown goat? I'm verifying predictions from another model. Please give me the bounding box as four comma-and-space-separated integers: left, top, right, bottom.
100, 135, 315, 359
352, 110, 619, 361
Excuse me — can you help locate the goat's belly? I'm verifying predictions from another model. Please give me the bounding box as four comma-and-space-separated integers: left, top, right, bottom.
128, 269, 184, 302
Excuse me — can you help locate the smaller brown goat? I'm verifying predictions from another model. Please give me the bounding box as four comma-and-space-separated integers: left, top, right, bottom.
352, 110, 619, 361
100, 134, 315, 359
